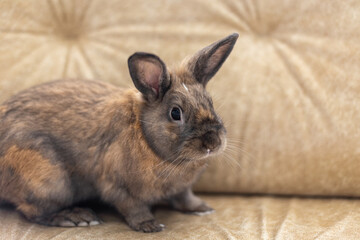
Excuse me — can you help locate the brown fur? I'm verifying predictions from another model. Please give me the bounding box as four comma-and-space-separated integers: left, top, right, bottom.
0, 146, 66, 198
0, 106, 6, 114
0, 33, 238, 232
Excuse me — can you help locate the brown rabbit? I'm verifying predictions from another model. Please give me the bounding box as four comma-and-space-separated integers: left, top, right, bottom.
0, 33, 238, 232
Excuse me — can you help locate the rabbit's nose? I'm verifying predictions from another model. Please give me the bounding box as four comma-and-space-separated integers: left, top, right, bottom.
202, 131, 221, 152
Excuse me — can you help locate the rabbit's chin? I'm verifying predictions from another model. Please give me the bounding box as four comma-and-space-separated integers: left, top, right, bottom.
199, 146, 225, 160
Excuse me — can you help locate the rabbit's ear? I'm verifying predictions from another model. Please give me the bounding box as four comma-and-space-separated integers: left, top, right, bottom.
187, 33, 239, 87
128, 52, 170, 102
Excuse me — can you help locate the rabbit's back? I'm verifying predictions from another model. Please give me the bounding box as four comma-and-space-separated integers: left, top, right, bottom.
0, 80, 125, 145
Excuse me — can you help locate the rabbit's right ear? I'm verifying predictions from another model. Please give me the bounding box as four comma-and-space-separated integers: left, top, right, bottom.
128, 52, 170, 102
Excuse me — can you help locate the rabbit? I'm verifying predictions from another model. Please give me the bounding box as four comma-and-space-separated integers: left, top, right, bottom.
0, 33, 238, 233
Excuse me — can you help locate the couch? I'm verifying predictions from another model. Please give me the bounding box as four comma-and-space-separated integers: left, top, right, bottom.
1, 0, 360, 239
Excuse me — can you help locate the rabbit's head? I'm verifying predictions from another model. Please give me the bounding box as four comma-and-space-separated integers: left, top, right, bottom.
128, 33, 238, 162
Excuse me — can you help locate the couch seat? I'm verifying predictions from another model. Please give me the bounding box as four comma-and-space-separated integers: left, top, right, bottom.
1, 195, 360, 240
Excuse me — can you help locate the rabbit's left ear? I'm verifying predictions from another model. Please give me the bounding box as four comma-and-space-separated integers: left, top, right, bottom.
128, 52, 170, 102
187, 33, 239, 87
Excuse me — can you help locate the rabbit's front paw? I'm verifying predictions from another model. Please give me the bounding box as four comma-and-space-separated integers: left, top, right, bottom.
131, 219, 165, 233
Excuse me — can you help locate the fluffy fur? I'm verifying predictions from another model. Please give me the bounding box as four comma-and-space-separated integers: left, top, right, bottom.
0, 33, 238, 232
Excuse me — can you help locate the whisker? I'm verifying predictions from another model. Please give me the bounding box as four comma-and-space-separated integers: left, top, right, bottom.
162, 158, 184, 183
222, 153, 241, 171
222, 152, 244, 170
215, 100, 227, 111
159, 153, 184, 182
126, 149, 185, 175
226, 139, 248, 145
158, 160, 176, 179
225, 146, 257, 163
182, 158, 193, 173
156, 150, 182, 179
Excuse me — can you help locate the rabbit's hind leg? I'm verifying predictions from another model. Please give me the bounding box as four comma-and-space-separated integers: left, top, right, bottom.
34, 207, 102, 227
0, 145, 88, 226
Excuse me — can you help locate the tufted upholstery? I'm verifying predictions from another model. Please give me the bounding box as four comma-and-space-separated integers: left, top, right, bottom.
1, 0, 360, 239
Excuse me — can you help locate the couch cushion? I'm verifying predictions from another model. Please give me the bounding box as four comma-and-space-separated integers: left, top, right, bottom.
1, 0, 360, 196
1, 195, 360, 239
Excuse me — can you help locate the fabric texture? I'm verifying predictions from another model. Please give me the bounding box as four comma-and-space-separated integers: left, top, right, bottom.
1, 0, 360, 239
1, 195, 360, 240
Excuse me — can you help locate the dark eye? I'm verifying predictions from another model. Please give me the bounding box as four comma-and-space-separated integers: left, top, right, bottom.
170, 107, 182, 121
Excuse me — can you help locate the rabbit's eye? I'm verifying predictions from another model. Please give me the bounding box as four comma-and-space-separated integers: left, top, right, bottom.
170, 107, 182, 121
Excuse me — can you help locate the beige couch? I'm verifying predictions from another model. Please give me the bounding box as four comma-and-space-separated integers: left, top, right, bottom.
1, 0, 360, 239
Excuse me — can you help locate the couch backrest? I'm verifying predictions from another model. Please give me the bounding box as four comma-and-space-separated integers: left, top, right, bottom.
1, 0, 360, 196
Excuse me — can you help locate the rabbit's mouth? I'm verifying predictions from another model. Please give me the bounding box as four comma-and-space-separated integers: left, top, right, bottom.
200, 134, 227, 159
